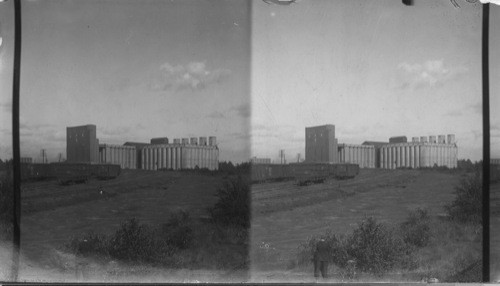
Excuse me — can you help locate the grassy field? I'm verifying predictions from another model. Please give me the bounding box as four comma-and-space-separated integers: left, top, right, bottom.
250, 168, 482, 282
4, 169, 248, 283
492, 181, 500, 282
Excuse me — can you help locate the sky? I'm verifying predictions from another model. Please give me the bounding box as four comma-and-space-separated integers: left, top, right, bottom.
0, 0, 499, 164
0, 0, 251, 163
252, 0, 499, 163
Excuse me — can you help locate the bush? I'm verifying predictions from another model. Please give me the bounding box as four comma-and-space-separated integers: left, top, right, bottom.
209, 176, 250, 228
297, 217, 415, 276
66, 217, 187, 266
400, 208, 431, 247
108, 218, 170, 263
346, 217, 409, 275
160, 210, 193, 249
445, 171, 482, 224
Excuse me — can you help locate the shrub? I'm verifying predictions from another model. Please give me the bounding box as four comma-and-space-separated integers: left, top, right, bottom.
346, 217, 408, 275
298, 217, 415, 276
209, 176, 250, 228
445, 171, 482, 224
67, 218, 180, 266
108, 218, 163, 263
400, 208, 431, 247
160, 210, 193, 249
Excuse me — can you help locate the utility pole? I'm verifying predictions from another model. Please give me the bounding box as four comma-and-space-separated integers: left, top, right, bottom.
41, 149, 47, 164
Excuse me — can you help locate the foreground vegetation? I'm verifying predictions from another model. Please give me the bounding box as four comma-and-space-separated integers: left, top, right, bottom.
291, 169, 482, 282
0, 160, 13, 241
66, 175, 250, 272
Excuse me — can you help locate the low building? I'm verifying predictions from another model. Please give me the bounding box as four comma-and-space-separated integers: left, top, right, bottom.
389, 136, 407, 144
250, 157, 272, 164
150, 137, 169, 144
20, 157, 33, 164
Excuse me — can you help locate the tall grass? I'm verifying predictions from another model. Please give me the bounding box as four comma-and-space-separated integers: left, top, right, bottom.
0, 162, 13, 241
445, 170, 482, 224
209, 176, 250, 228
400, 208, 431, 247
67, 211, 248, 270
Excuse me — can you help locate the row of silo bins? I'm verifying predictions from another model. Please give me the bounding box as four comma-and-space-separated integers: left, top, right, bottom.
99, 144, 137, 169
141, 136, 219, 171
380, 134, 457, 169
141, 145, 219, 171
167, 136, 216, 146
338, 144, 375, 168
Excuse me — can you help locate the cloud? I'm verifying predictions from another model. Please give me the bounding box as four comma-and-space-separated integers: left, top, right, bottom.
396, 60, 468, 90
152, 61, 231, 92
205, 104, 250, 119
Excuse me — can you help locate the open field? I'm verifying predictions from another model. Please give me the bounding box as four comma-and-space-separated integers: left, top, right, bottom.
250, 168, 481, 282
492, 181, 500, 282
1, 169, 248, 283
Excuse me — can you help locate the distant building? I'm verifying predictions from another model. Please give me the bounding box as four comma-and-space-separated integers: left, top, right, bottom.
99, 144, 136, 169
124, 142, 149, 169
20, 157, 32, 164
362, 141, 389, 168
338, 144, 375, 168
66, 124, 99, 163
380, 134, 457, 169
492, 158, 500, 165
65, 124, 219, 170
150, 137, 169, 145
389, 136, 407, 144
141, 138, 219, 171
305, 124, 338, 163
250, 157, 271, 164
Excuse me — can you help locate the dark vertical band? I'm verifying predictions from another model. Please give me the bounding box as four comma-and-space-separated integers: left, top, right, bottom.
481, 3, 490, 283
11, 0, 22, 281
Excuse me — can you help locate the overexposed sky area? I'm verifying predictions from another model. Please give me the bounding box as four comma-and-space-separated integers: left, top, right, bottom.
0, 0, 250, 163
0, 0, 499, 164
252, 0, 499, 163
